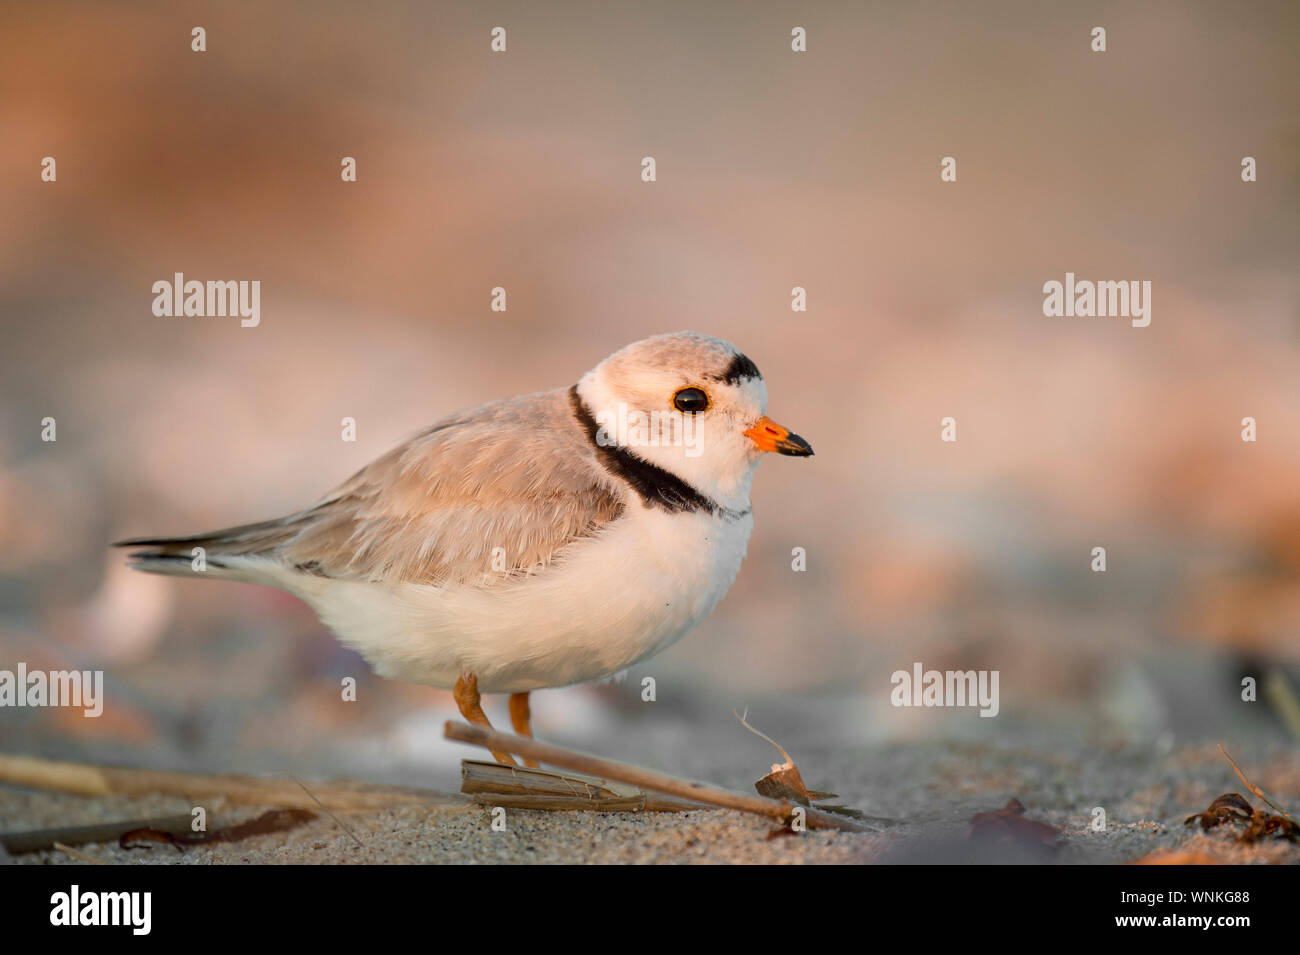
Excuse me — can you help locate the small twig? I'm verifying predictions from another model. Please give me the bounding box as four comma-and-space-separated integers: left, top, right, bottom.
733, 707, 795, 767
287, 772, 364, 850
53, 842, 105, 864
1218, 744, 1297, 823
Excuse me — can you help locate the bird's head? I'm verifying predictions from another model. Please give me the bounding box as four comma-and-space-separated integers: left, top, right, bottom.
575, 331, 812, 508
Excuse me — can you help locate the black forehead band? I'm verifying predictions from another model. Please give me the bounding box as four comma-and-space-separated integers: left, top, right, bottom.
711, 352, 762, 386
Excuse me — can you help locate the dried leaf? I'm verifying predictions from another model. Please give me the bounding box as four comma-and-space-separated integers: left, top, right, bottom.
1250, 813, 1300, 842
1183, 792, 1253, 830
968, 798, 1061, 854
754, 768, 814, 806
735, 708, 817, 805
738, 706, 857, 810
1183, 792, 1300, 843
733, 709, 879, 823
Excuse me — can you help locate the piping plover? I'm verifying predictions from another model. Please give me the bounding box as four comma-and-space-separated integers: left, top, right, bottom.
116, 331, 813, 763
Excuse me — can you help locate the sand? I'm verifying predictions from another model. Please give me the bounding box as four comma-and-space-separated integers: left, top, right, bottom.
5, 729, 1298, 864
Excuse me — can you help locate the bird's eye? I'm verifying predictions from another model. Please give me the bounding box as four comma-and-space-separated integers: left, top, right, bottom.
672, 387, 710, 414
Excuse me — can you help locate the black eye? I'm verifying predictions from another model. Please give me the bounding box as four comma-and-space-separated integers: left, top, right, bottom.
672, 387, 709, 414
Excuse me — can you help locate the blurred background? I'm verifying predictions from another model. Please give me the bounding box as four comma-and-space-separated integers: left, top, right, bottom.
1, 0, 1299, 790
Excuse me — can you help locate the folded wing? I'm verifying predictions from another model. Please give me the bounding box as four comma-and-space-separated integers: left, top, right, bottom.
117, 389, 626, 587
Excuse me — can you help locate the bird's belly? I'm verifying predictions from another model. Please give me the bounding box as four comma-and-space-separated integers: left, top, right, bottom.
303, 507, 754, 694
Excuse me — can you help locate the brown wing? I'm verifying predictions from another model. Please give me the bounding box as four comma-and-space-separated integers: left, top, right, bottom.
119, 389, 626, 586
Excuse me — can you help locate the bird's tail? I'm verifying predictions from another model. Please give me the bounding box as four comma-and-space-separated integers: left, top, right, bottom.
114, 515, 307, 581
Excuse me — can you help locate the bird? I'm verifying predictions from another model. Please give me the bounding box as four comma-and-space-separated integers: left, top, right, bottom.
115, 331, 813, 765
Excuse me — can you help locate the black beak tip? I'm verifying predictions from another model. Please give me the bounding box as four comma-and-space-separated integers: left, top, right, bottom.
779, 433, 814, 457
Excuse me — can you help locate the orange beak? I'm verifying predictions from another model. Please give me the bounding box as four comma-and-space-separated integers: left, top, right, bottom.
744, 416, 814, 456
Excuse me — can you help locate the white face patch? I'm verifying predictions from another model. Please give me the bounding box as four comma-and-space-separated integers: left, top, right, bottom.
579, 334, 770, 510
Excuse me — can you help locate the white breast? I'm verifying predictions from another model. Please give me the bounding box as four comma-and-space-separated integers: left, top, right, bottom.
291, 504, 754, 693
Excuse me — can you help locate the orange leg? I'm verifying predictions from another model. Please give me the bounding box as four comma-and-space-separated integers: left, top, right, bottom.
509, 692, 540, 768
453, 673, 516, 766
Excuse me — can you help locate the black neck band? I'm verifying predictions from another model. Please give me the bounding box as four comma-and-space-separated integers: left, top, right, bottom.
568, 385, 733, 517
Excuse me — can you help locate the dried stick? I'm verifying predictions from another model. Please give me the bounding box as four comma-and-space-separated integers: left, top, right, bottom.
444, 721, 871, 833
469, 793, 706, 812
1, 814, 195, 854
0, 754, 469, 812
461, 760, 704, 812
